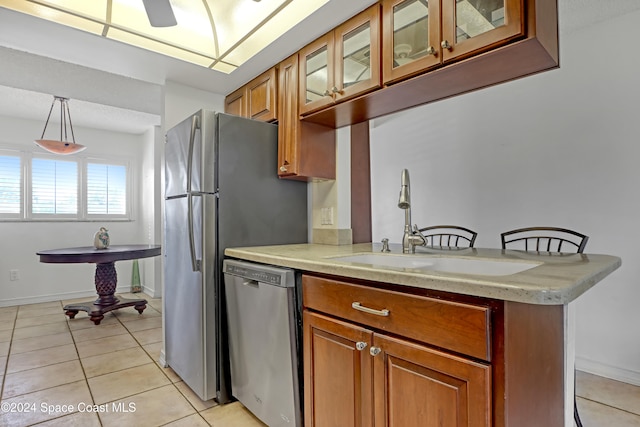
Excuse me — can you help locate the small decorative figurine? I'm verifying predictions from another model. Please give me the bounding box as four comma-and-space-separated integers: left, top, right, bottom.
94, 227, 110, 249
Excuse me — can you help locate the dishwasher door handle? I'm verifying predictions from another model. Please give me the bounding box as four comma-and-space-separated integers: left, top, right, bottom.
242, 280, 259, 288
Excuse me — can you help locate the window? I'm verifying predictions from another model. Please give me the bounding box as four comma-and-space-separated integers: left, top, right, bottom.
0, 154, 21, 215
87, 163, 127, 215
0, 147, 131, 221
32, 158, 78, 215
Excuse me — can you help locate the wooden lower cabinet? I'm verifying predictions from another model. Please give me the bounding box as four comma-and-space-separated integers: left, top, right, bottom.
373, 334, 491, 427
304, 311, 372, 427
304, 310, 491, 427
302, 274, 567, 427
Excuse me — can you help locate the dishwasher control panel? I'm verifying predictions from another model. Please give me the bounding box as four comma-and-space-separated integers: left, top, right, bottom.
223, 259, 294, 288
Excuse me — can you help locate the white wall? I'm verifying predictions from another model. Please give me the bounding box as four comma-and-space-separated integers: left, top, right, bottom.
369, 11, 640, 384
164, 81, 225, 130
0, 115, 152, 306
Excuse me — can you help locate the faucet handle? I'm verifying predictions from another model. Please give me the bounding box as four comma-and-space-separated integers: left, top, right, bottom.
413, 225, 428, 245
381, 238, 391, 252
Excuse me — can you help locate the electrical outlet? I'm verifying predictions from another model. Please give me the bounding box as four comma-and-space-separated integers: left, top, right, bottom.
9, 269, 19, 281
320, 207, 335, 225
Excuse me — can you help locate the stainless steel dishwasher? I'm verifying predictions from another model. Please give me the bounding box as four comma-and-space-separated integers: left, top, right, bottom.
222, 259, 301, 427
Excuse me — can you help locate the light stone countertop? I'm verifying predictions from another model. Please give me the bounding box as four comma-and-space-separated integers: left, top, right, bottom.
224, 243, 621, 305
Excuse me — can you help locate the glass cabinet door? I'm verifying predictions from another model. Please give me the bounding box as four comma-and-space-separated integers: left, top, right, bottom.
334, 4, 381, 102
441, 0, 524, 61
383, 0, 440, 84
299, 33, 335, 115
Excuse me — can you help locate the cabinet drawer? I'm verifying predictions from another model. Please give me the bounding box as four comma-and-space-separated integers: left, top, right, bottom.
303, 275, 491, 361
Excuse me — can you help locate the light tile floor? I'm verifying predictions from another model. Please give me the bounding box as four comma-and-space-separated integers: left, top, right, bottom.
0, 293, 266, 427
1, 294, 638, 426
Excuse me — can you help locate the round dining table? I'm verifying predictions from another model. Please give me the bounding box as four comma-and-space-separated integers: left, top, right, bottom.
37, 244, 162, 325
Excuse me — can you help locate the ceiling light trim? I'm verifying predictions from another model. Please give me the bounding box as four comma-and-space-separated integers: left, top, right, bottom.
201, 0, 220, 63
102, 0, 112, 37
210, 0, 294, 67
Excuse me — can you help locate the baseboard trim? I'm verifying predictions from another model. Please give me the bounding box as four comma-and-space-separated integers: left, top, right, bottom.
0, 286, 144, 307
576, 356, 640, 387
159, 349, 167, 368
0, 289, 96, 307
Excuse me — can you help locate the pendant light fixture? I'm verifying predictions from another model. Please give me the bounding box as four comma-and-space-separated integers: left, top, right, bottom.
34, 96, 87, 155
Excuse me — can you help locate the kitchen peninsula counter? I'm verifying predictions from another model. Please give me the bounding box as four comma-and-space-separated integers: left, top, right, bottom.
224, 243, 621, 305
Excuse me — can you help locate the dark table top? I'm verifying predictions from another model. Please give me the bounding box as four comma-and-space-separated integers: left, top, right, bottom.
37, 244, 161, 264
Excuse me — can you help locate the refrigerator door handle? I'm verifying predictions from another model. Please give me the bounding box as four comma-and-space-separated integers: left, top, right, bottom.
186, 114, 200, 193
187, 193, 201, 272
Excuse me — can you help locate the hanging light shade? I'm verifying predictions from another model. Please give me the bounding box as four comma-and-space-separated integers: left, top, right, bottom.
34, 96, 87, 155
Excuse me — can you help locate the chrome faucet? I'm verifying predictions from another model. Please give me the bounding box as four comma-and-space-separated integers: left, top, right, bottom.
398, 169, 426, 253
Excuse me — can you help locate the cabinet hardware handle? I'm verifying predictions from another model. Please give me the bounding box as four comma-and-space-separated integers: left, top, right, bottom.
352, 302, 390, 317
279, 165, 288, 172
323, 89, 331, 96
355, 341, 368, 351
331, 86, 343, 95
441, 40, 452, 50
370, 347, 381, 356
426, 46, 437, 56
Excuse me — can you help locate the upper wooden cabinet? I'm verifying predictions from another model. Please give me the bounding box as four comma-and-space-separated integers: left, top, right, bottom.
299, 4, 381, 115
383, 0, 524, 84
277, 54, 336, 181
224, 86, 246, 117
224, 67, 277, 122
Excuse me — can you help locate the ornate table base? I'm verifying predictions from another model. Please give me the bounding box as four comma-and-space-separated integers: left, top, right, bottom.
64, 261, 146, 325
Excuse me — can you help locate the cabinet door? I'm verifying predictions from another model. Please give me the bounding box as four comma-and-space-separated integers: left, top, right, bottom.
372, 333, 491, 427
246, 67, 277, 122
441, 0, 524, 62
334, 4, 381, 102
277, 54, 299, 177
304, 311, 373, 427
299, 33, 335, 115
382, 0, 440, 84
224, 86, 246, 117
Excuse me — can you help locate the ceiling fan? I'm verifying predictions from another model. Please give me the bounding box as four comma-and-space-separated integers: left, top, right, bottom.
141, 0, 263, 28
142, 0, 177, 27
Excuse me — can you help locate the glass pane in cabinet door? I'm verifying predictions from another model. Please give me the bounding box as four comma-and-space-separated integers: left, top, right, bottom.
392, 0, 429, 69
343, 22, 371, 88
305, 47, 328, 104
456, 0, 505, 42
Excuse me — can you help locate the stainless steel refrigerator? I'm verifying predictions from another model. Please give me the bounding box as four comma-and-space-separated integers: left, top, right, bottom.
163, 111, 307, 403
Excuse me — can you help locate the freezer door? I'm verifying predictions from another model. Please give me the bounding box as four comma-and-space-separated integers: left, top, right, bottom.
165, 110, 217, 197
164, 195, 218, 401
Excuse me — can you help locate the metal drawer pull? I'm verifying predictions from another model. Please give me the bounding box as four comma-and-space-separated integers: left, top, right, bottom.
352, 302, 389, 317
370, 347, 381, 356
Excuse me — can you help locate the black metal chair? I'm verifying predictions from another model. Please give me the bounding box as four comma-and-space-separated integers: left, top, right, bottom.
500, 226, 588, 253
500, 226, 588, 427
418, 225, 478, 248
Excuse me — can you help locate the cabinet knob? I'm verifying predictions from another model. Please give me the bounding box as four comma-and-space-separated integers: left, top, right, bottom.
279, 165, 288, 172
370, 347, 381, 356
355, 341, 368, 351
331, 86, 343, 95
426, 46, 437, 56
323, 89, 331, 96
441, 40, 452, 50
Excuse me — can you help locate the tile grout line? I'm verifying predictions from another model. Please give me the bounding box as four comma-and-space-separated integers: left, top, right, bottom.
0, 306, 18, 403
578, 395, 640, 419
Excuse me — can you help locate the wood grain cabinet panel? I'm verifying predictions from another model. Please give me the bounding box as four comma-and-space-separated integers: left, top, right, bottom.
299, 4, 381, 115
383, 0, 525, 84
224, 67, 276, 122
303, 276, 492, 427
224, 86, 246, 117
277, 54, 336, 180
373, 333, 491, 427
246, 67, 277, 122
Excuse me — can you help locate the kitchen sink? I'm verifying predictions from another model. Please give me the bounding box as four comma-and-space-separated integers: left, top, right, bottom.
330, 253, 541, 276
